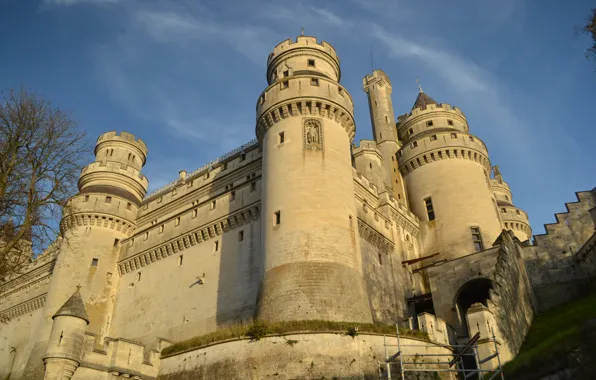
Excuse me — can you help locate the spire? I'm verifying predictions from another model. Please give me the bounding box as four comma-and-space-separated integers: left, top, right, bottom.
416, 78, 423, 93
412, 91, 438, 110
300, 27, 304, 36
53, 287, 89, 324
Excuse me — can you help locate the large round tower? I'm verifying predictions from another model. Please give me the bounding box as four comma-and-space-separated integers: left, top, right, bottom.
256, 36, 372, 323
25, 132, 149, 378
396, 91, 502, 260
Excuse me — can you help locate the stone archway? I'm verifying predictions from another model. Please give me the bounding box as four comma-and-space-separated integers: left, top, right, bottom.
454, 278, 493, 337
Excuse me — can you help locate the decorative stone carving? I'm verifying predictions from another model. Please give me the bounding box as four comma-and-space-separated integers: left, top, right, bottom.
303, 118, 324, 150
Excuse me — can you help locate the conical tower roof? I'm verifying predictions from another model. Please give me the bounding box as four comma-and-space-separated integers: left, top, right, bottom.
52, 288, 89, 324
412, 91, 438, 110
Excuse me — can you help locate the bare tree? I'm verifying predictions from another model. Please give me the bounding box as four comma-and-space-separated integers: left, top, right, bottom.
0, 88, 88, 280
584, 8, 596, 60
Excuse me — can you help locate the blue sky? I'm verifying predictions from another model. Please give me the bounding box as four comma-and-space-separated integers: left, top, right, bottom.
1, 0, 594, 235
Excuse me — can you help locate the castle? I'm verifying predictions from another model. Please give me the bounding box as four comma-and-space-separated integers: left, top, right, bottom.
0, 35, 594, 380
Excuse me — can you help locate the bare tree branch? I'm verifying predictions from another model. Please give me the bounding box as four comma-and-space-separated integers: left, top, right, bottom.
0, 87, 89, 280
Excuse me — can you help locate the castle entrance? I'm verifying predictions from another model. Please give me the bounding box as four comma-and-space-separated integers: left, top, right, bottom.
454, 278, 493, 379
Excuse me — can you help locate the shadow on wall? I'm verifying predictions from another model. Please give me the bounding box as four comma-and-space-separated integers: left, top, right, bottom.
214, 153, 263, 327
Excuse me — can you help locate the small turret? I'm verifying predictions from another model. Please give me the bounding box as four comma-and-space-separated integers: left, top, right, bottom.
43, 288, 89, 380
490, 166, 532, 242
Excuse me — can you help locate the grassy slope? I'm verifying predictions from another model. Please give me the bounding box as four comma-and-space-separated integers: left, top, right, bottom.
503, 291, 596, 377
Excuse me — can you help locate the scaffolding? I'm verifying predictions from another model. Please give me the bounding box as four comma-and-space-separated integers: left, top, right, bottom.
383, 324, 505, 380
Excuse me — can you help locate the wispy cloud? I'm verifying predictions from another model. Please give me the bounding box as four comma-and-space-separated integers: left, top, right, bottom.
44, 0, 121, 6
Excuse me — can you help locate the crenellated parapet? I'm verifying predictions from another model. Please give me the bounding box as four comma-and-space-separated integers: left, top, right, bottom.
255, 76, 355, 142
352, 140, 381, 159
267, 36, 340, 84
397, 103, 468, 143
95, 131, 148, 165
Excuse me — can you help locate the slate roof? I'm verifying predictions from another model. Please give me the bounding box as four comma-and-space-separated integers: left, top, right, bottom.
52, 288, 89, 324
412, 91, 438, 110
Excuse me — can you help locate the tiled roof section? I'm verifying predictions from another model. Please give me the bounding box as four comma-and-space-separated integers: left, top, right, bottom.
412, 92, 438, 110
53, 288, 89, 324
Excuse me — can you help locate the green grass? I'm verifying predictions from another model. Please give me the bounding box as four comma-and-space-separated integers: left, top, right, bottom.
502, 290, 596, 377
161, 320, 429, 357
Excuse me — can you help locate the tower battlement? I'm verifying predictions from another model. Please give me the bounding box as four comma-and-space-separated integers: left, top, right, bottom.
268, 36, 338, 64
266, 36, 341, 84
95, 131, 148, 164
362, 69, 392, 92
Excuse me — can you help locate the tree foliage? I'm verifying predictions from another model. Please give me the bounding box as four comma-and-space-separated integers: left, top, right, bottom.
584, 8, 596, 60
0, 88, 88, 280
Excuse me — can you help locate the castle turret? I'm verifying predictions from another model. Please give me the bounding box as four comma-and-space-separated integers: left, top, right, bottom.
491, 166, 532, 242
42, 288, 89, 380
362, 70, 407, 204
255, 36, 372, 323
396, 90, 502, 260
24, 132, 149, 377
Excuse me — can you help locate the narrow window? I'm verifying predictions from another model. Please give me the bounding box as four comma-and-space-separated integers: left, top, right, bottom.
369, 163, 372, 169
126, 202, 132, 210
282, 80, 289, 89
505, 195, 509, 201
137, 272, 141, 281
430, 135, 437, 141
230, 191, 236, 201
308, 59, 315, 66
311, 78, 319, 86
501, 208, 506, 213
378, 253, 383, 265
91, 258, 99, 267
471, 227, 484, 251
447, 120, 454, 126
110, 149, 114, 156
469, 136, 475, 141
279, 131, 285, 144
178, 255, 183, 266
283, 70, 289, 77
374, 101, 378, 107
114, 238, 119, 247
128, 153, 132, 161
175, 217, 180, 226
426, 120, 434, 127
211, 200, 216, 210
274, 211, 281, 225
516, 210, 521, 215
424, 198, 435, 221
385, 116, 389, 123
204, 172, 210, 180
250, 182, 256, 192
130, 238, 135, 247
411, 141, 418, 148
450, 133, 457, 139
238, 230, 244, 242
240, 153, 246, 161
408, 128, 413, 136
214, 241, 219, 252
84, 195, 89, 202
192, 209, 198, 218
392, 156, 394, 161
105, 196, 112, 203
